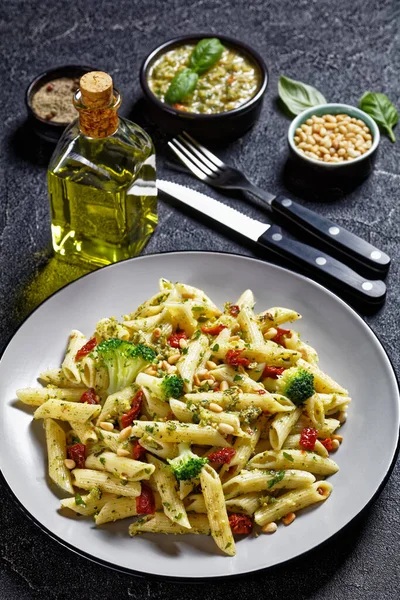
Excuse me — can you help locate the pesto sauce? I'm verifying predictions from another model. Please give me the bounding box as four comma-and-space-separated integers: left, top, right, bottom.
148, 45, 260, 114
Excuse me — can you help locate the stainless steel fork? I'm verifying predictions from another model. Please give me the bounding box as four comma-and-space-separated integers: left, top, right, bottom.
167, 132, 390, 275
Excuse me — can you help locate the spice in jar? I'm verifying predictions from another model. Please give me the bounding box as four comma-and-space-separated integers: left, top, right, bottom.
294, 113, 373, 163
31, 77, 80, 123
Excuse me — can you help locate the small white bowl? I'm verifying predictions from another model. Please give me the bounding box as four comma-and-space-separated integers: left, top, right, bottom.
288, 103, 380, 176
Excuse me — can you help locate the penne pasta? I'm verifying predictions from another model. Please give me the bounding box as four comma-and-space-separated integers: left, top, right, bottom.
200, 464, 236, 556
85, 452, 155, 481
34, 399, 101, 422
44, 418, 74, 494
129, 512, 211, 536
62, 330, 87, 384
72, 468, 141, 496
254, 481, 332, 526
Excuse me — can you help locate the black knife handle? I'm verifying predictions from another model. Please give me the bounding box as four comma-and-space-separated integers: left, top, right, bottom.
270, 195, 391, 273
258, 225, 386, 304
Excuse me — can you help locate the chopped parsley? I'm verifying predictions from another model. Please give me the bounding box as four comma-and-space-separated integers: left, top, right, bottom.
283, 452, 294, 462
267, 470, 285, 489
74, 493, 86, 507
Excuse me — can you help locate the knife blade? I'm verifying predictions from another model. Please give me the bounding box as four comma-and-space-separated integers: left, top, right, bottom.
157, 179, 386, 305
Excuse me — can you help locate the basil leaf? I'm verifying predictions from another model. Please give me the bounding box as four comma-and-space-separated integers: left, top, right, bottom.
164, 68, 199, 105
189, 38, 224, 74
278, 75, 327, 115
359, 92, 398, 143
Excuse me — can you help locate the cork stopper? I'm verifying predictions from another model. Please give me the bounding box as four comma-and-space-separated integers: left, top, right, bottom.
80, 71, 113, 108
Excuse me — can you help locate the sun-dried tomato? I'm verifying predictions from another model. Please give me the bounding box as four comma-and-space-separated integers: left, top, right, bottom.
132, 440, 147, 461
80, 388, 99, 405
229, 305, 240, 317
257, 389, 267, 395
167, 330, 187, 348
75, 337, 97, 361
67, 443, 86, 468
136, 484, 155, 515
120, 390, 144, 429
225, 349, 250, 368
201, 324, 227, 335
300, 427, 318, 451
207, 448, 236, 464
271, 328, 291, 346
229, 514, 253, 534
320, 437, 334, 452
262, 365, 285, 379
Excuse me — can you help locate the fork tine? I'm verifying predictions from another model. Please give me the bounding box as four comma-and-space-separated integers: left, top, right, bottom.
177, 134, 220, 173
167, 141, 212, 182
171, 139, 216, 178
181, 131, 225, 168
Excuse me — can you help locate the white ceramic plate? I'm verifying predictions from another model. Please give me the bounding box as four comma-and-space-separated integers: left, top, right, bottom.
0, 252, 398, 579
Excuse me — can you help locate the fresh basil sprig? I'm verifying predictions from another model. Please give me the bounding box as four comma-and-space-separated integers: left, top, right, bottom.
164, 68, 199, 106
359, 92, 398, 143
278, 75, 327, 115
189, 38, 224, 74
164, 38, 224, 106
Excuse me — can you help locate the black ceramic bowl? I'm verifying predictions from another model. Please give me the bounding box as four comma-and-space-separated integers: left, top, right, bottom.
25, 65, 98, 143
140, 34, 268, 142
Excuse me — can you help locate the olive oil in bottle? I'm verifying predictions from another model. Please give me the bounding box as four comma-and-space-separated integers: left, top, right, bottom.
47, 71, 157, 266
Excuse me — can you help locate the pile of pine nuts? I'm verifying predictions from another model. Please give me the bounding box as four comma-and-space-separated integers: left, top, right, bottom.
294, 113, 373, 163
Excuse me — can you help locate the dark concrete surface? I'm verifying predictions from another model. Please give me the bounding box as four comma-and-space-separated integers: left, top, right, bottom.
0, 0, 399, 598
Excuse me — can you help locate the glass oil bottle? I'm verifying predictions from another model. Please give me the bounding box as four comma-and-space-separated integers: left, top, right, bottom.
47, 71, 157, 266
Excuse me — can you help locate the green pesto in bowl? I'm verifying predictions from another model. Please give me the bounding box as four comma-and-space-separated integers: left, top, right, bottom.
147, 43, 261, 114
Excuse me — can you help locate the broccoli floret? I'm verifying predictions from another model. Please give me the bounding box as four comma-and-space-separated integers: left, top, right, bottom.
96, 339, 156, 394
168, 443, 208, 480
161, 374, 184, 400
280, 367, 315, 405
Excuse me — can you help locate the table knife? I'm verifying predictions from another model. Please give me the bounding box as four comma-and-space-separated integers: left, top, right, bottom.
157, 179, 386, 305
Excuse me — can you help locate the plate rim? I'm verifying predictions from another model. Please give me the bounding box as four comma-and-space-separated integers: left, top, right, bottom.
1, 250, 399, 581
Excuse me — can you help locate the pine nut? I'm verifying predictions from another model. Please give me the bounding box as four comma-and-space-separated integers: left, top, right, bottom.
144, 367, 157, 376
331, 439, 340, 451
209, 402, 223, 413
306, 118, 313, 125
117, 448, 131, 457
282, 512, 296, 526
99, 421, 114, 431
168, 353, 181, 365
218, 423, 235, 435
64, 459, 76, 470
264, 327, 278, 340
167, 365, 177, 374
262, 522, 277, 534
119, 426, 132, 441
153, 328, 161, 339
332, 434, 343, 443
220, 380, 229, 391
197, 369, 209, 379
206, 360, 218, 370
193, 374, 201, 386
179, 338, 187, 349
338, 411, 347, 424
